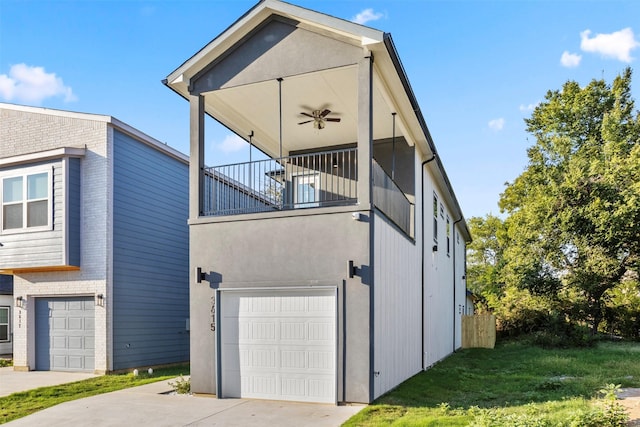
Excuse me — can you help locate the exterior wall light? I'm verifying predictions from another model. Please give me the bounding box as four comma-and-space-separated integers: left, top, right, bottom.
15, 296, 24, 308
96, 294, 104, 307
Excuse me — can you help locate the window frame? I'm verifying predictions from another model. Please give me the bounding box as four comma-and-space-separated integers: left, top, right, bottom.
433, 193, 438, 244
0, 306, 9, 343
1, 165, 53, 234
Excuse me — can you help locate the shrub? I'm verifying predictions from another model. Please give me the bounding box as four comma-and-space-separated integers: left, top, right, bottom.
168, 375, 191, 394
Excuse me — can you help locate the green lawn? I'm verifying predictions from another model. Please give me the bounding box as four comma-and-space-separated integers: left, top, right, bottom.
0, 364, 189, 424
344, 340, 640, 426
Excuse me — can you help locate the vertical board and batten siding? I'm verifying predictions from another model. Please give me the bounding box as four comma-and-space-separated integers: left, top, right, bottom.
112, 130, 189, 370
372, 210, 421, 399
0, 159, 72, 269
423, 168, 456, 369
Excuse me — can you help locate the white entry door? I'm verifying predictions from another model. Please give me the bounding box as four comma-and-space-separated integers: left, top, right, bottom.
220, 289, 336, 403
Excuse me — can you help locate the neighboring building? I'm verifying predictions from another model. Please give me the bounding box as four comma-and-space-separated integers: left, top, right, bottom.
0, 275, 12, 355
165, 0, 471, 404
0, 103, 190, 373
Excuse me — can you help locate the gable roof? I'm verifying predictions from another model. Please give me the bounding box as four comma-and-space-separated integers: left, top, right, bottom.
165, 0, 471, 241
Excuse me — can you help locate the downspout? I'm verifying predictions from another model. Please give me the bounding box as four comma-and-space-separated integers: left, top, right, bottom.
421, 154, 436, 369
452, 217, 464, 353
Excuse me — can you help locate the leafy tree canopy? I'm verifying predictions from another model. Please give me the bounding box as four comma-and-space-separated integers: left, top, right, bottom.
474, 68, 640, 336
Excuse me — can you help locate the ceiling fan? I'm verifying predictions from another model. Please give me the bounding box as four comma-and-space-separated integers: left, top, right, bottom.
298, 109, 341, 129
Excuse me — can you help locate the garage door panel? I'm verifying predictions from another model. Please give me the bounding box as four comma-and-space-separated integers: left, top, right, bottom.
68, 317, 82, 330
309, 321, 333, 341
52, 336, 67, 348
85, 336, 95, 350
68, 355, 83, 369
52, 317, 67, 330
221, 289, 336, 403
68, 300, 83, 310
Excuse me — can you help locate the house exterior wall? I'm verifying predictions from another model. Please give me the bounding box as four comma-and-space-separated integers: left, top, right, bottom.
111, 129, 189, 370
422, 155, 457, 368
372, 210, 421, 399
2, 106, 111, 372
189, 208, 371, 403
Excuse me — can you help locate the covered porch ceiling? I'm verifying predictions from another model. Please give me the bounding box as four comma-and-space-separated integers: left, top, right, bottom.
202, 65, 404, 160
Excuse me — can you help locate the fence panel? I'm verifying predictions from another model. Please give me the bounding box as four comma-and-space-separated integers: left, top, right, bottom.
462, 314, 496, 349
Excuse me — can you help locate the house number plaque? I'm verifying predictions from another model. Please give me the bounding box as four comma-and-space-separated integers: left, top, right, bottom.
210, 296, 216, 332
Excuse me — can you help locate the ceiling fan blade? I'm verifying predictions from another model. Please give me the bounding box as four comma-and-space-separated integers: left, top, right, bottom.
320, 109, 331, 118
300, 112, 314, 118
298, 120, 314, 125
325, 118, 341, 122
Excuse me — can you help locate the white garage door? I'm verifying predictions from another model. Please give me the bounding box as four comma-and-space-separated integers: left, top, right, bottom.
220, 289, 336, 403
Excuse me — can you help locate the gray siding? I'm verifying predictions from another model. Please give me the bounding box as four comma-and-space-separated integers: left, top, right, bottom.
0, 160, 66, 270
112, 130, 189, 370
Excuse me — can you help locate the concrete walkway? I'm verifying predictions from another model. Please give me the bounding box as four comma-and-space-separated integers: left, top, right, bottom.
0, 367, 97, 397
1, 370, 363, 426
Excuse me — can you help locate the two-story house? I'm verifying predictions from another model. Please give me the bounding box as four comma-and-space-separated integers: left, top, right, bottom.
0, 103, 190, 373
165, 0, 471, 404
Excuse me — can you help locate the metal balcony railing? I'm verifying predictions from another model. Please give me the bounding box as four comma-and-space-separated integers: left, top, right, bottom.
203, 147, 358, 216
372, 160, 413, 237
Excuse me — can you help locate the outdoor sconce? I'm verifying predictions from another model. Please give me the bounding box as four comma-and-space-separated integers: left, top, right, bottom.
96, 294, 104, 307
348, 260, 359, 278
196, 267, 207, 283
432, 245, 438, 252
15, 296, 24, 308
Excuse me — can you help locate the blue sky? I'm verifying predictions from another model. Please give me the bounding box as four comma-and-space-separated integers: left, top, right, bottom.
1, 0, 639, 219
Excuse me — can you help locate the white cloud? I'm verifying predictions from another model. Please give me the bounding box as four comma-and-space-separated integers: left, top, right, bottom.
519, 102, 539, 112
488, 118, 505, 131
560, 51, 582, 68
0, 63, 76, 104
580, 28, 639, 62
215, 134, 247, 153
351, 8, 384, 25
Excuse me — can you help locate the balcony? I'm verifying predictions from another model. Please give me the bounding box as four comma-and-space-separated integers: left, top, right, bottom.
203, 147, 413, 237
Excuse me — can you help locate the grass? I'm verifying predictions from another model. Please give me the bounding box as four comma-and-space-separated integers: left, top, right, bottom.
0, 364, 189, 424
344, 340, 640, 426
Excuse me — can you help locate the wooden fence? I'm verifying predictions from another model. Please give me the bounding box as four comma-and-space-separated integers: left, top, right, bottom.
462, 314, 496, 349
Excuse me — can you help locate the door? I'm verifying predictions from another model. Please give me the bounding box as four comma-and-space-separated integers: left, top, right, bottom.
35, 297, 95, 372
220, 289, 336, 403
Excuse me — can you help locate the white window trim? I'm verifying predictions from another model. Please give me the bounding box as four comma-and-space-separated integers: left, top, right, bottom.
0, 164, 53, 234
0, 306, 9, 343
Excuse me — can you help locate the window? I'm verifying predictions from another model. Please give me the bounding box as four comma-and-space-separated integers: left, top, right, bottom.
446, 216, 451, 256
433, 193, 438, 243
293, 173, 319, 208
1, 168, 51, 232
0, 307, 9, 342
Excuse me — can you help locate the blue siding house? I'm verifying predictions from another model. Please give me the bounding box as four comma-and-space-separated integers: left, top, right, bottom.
0, 103, 190, 373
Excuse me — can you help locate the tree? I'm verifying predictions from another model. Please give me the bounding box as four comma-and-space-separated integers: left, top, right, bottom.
466, 215, 507, 309
499, 68, 640, 335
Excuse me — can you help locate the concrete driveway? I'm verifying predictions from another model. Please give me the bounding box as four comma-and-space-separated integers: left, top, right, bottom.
1, 369, 364, 426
